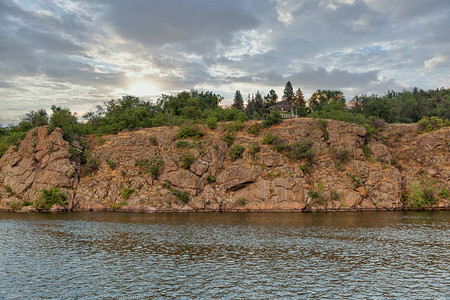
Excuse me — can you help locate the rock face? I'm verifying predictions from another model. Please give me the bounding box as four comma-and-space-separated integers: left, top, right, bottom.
1, 119, 449, 212
0, 127, 77, 210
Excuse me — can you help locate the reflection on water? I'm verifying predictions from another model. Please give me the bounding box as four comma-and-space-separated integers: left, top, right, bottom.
0, 211, 449, 299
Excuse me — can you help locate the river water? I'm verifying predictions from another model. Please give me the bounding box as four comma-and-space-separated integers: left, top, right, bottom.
0, 211, 449, 299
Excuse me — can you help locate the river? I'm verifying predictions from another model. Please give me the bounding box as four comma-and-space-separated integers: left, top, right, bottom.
0, 211, 449, 299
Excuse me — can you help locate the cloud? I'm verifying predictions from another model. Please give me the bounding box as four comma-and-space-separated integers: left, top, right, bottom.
424, 55, 447, 70
0, 0, 449, 124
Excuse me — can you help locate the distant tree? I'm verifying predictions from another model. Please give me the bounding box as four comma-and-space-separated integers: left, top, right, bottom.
293, 88, 306, 107
232, 90, 244, 111
308, 90, 345, 112
49, 105, 82, 142
254, 91, 264, 115
264, 89, 278, 107
282, 81, 294, 103
245, 94, 255, 118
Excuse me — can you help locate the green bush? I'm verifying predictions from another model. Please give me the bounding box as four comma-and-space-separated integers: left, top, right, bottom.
318, 119, 328, 141
236, 197, 247, 206
176, 140, 191, 148
228, 145, 245, 161
80, 150, 100, 176
208, 175, 216, 182
106, 159, 117, 170
248, 143, 261, 156
181, 152, 196, 169
408, 181, 426, 209
288, 138, 315, 162
417, 116, 448, 133
362, 145, 371, 158
223, 121, 244, 133
333, 147, 351, 163
35, 187, 68, 211
300, 162, 312, 174
221, 132, 235, 146
205, 116, 218, 130
177, 125, 205, 139
262, 132, 276, 145
149, 136, 158, 146
438, 189, 449, 199
263, 110, 283, 127
171, 188, 190, 204
136, 157, 164, 176
246, 123, 262, 135
121, 187, 134, 199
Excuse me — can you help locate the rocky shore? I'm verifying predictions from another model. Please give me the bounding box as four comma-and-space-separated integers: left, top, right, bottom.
1, 118, 449, 212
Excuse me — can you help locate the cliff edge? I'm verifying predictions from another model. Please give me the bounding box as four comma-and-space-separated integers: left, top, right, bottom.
1, 118, 448, 212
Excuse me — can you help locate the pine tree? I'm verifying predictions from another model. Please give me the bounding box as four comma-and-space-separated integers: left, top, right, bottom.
254, 91, 264, 115
245, 94, 255, 118
264, 89, 278, 107
232, 90, 244, 111
282, 81, 294, 103
293, 88, 306, 107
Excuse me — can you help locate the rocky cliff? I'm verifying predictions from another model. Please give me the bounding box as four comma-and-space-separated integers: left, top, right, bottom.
1, 118, 449, 212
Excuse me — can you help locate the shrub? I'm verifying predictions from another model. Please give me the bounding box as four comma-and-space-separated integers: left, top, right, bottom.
228, 145, 245, 161
81, 150, 100, 176
346, 172, 361, 188
417, 116, 448, 133
106, 159, 117, 170
362, 144, 371, 158
205, 116, 218, 130
300, 162, 312, 175
223, 121, 244, 133
331, 190, 341, 201
221, 132, 235, 146
248, 143, 261, 156
333, 147, 351, 163
208, 175, 216, 182
236, 197, 247, 206
136, 157, 164, 176
289, 138, 315, 162
181, 152, 196, 169
263, 110, 283, 127
177, 125, 205, 139
35, 187, 68, 211
318, 119, 328, 141
247, 123, 262, 135
149, 136, 158, 146
171, 188, 190, 204
121, 187, 134, 199
110, 201, 127, 211
408, 180, 426, 209
438, 189, 449, 199
176, 140, 191, 148
262, 132, 276, 145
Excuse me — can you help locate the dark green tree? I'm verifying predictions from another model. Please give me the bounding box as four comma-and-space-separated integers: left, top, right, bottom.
282, 81, 294, 102
264, 89, 278, 110
232, 90, 244, 111
293, 88, 306, 107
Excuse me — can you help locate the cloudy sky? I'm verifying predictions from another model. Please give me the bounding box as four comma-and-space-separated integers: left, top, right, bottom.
1, 0, 449, 124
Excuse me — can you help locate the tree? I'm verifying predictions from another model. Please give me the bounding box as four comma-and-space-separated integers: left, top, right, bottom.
282, 81, 294, 102
264, 89, 278, 107
293, 88, 306, 107
308, 90, 345, 112
49, 105, 82, 142
232, 90, 244, 111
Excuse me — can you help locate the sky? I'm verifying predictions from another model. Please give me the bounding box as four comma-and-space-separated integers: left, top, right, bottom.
1, 0, 449, 124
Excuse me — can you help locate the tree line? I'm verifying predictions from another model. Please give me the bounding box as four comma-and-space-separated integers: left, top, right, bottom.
0, 83, 449, 157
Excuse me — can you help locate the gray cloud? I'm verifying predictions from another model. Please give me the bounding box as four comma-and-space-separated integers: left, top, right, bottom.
0, 0, 449, 124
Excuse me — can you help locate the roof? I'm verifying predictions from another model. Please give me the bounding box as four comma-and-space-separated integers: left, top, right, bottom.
268, 99, 297, 109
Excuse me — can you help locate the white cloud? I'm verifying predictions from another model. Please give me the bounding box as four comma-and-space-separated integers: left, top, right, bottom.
424, 55, 447, 70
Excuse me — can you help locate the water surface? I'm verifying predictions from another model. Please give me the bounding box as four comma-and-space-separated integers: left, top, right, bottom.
0, 211, 449, 299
